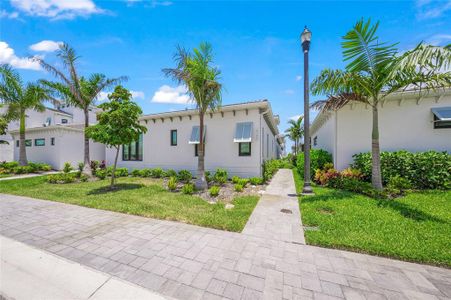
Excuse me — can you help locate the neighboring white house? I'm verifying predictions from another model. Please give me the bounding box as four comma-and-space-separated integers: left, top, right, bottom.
2, 105, 103, 168
106, 100, 284, 177
311, 88, 451, 170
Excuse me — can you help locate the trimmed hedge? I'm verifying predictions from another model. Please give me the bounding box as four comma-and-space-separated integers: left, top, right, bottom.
352, 150, 451, 190
297, 149, 333, 179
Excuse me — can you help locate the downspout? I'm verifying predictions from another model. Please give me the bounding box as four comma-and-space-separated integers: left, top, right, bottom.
260, 108, 270, 177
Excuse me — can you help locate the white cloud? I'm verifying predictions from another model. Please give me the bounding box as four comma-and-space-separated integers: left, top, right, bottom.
29, 40, 63, 52
10, 0, 105, 20
0, 9, 19, 19
97, 90, 145, 102
416, 0, 451, 19
289, 115, 303, 121
295, 75, 302, 81
284, 89, 295, 95
151, 85, 191, 104
426, 34, 451, 46
0, 41, 41, 70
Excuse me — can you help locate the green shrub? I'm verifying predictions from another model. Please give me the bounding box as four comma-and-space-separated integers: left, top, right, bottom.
115, 167, 129, 177
46, 173, 76, 184
238, 178, 249, 186
165, 169, 177, 178
234, 184, 243, 192
205, 171, 213, 183
297, 149, 333, 179
213, 168, 228, 185
77, 162, 85, 173
131, 169, 141, 177
79, 174, 88, 182
181, 183, 195, 195
167, 176, 178, 191
388, 175, 412, 191
209, 185, 220, 197
0, 161, 19, 171
13, 166, 33, 174
352, 150, 450, 189
139, 168, 152, 177
38, 163, 52, 172
95, 169, 107, 179
63, 162, 73, 174
151, 168, 164, 178
249, 177, 264, 185
178, 170, 192, 183
231, 176, 241, 184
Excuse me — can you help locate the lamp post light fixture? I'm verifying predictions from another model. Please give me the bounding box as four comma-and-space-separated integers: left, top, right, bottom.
301, 26, 314, 195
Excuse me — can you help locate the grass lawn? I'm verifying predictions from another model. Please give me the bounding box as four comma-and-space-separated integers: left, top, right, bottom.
293, 170, 451, 267
0, 176, 259, 232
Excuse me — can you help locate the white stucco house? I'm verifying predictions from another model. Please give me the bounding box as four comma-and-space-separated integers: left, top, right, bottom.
106, 100, 284, 177
1, 105, 105, 169
311, 88, 451, 170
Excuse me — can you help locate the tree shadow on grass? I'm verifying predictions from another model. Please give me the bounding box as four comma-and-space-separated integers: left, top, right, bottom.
377, 200, 447, 223
299, 189, 353, 204
87, 183, 144, 195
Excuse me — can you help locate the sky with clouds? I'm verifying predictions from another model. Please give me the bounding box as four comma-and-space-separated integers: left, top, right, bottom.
1, 0, 450, 149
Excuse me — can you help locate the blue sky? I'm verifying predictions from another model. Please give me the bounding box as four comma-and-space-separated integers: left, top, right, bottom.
1, 0, 450, 148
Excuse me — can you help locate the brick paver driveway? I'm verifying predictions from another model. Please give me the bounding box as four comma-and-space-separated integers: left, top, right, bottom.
1, 177, 450, 300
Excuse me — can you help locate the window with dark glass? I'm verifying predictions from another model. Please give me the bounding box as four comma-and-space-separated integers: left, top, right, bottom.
313, 136, 318, 146
170, 130, 177, 146
432, 107, 451, 129
51, 137, 55, 146
16, 140, 19, 147
35, 138, 45, 146
122, 133, 143, 161
25, 139, 32, 147
239, 142, 251, 156
61, 119, 68, 124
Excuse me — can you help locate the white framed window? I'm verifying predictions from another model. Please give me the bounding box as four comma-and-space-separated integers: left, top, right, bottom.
189, 126, 206, 144
432, 107, 451, 129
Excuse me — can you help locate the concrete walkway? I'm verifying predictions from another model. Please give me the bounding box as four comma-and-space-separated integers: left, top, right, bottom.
243, 169, 305, 244
0, 236, 167, 300
1, 192, 450, 300
0, 171, 59, 181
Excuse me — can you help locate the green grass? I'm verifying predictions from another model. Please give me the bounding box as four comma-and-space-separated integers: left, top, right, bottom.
0, 176, 259, 232
293, 170, 451, 267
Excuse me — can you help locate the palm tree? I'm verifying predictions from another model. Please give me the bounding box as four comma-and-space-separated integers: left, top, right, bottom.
163, 42, 222, 190
35, 44, 126, 174
311, 19, 451, 190
0, 65, 51, 165
285, 116, 304, 156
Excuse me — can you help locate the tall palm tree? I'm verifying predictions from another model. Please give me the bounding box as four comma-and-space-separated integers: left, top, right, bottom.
163, 42, 222, 190
0, 65, 51, 165
35, 44, 126, 174
285, 116, 304, 156
311, 19, 451, 190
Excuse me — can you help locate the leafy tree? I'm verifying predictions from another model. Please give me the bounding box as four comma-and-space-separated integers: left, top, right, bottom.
285, 116, 304, 156
0, 65, 51, 164
35, 43, 126, 174
163, 42, 222, 190
85, 86, 147, 188
311, 19, 451, 190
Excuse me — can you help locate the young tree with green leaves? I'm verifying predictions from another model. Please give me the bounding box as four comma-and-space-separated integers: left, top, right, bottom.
285, 116, 304, 156
0, 65, 52, 165
311, 19, 451, 190
86, 86, 147, 188
163, 42, 222, 190
35, 43, 126, 174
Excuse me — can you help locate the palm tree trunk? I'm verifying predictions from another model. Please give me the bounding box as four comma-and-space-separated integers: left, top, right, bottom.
83, 108, 92, 175
195, 113, 207, 190
18, 111, 27, 166
371, 104, 383, 190
110, 146, 119, 188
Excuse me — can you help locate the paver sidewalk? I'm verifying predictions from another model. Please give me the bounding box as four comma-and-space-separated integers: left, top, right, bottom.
0, 171, 59, 181
242, 169, 305, 244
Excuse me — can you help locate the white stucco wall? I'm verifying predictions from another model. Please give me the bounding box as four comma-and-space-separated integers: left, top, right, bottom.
106, 107, 280, 177
312, 93, 451, 170
11, 128, 105, 170
311, 112, 336, 164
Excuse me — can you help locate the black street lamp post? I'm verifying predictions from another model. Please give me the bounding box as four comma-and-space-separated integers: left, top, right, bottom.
301, 26, 314, 195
